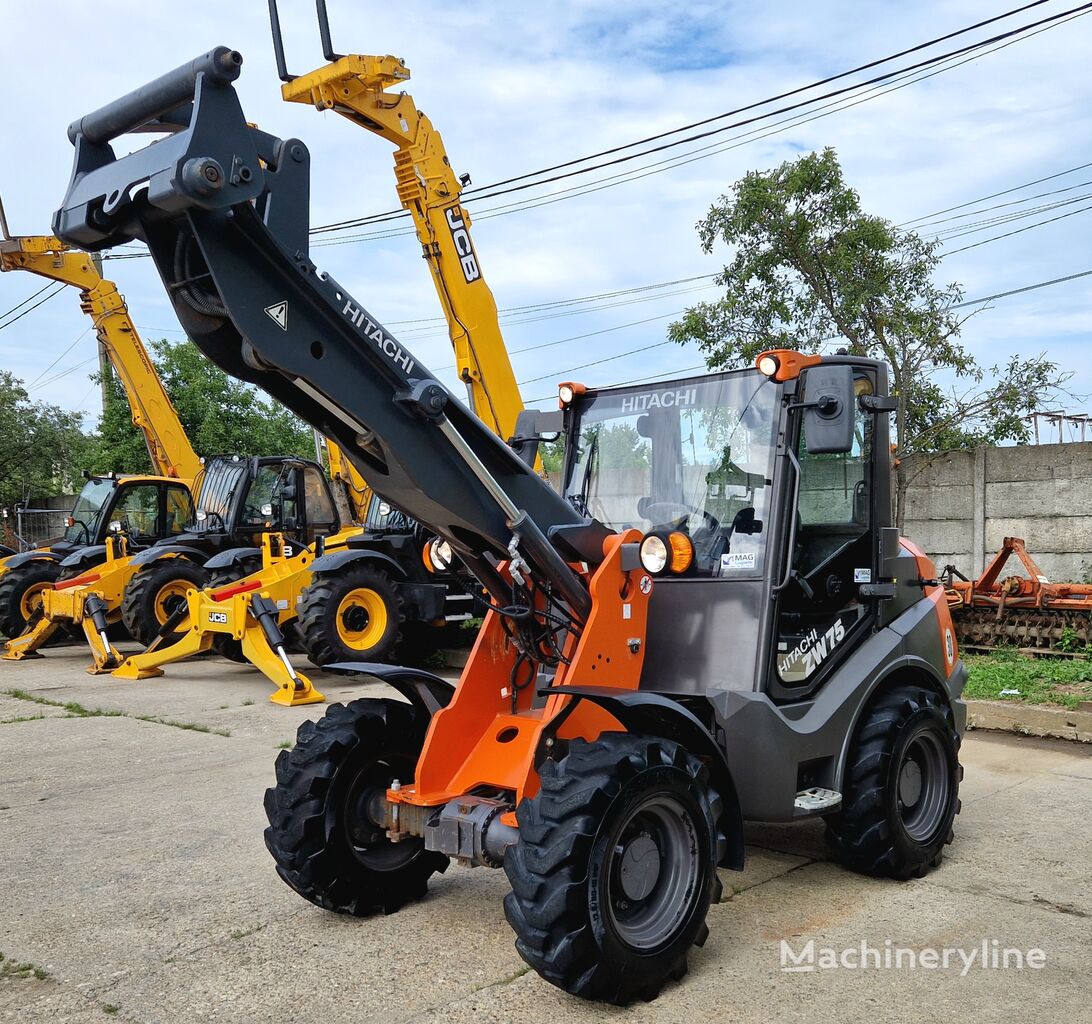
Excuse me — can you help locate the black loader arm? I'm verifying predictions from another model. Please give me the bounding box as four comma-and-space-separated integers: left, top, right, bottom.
53, 48, 594, 616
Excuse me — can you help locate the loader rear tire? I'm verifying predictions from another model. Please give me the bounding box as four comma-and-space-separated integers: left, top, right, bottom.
121, 559, 208, 647
297, 565, 401, 666
503, 734, 724, 1005
0, 562, 62, 638
825, 684, 961, 880
263, 697, 447, 915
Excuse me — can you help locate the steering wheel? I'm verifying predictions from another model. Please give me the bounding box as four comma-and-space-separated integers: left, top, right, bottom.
642, 501, 721, 534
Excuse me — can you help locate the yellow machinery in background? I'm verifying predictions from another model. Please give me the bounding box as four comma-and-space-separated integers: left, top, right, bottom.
103, 11, 536, 703
0, 203, 200, 653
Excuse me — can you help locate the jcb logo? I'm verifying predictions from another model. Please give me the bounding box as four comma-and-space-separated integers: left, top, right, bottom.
445, 206, 481, 283
208, 611, 228, 624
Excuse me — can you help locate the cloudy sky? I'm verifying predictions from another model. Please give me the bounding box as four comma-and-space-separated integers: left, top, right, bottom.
2, 0, 1090, 433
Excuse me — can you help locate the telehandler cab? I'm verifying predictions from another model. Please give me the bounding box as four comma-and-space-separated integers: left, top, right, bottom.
55, 47, 966, 1004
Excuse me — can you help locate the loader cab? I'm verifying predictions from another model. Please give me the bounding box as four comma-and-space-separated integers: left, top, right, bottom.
187, 455, 338, 548
561, 354, 890, 701
60, 474, 194, 552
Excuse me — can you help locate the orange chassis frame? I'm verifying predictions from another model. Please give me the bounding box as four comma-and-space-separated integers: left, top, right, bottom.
388, 530, 649, 827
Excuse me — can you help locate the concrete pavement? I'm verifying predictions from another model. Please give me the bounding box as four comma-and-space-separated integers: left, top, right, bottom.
1, 645, 1089, 1023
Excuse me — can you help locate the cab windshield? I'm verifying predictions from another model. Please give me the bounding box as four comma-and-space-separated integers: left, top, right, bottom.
564, 372, 778, 577
191, 459, 246, 532
64, 477, 116, 543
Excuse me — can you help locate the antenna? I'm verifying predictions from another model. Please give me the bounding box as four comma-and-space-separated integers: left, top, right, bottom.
0, 193, 11, 241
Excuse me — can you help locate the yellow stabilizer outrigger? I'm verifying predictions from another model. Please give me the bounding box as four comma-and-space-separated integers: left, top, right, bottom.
3, 533, 129, 672
112, 532, 325, 706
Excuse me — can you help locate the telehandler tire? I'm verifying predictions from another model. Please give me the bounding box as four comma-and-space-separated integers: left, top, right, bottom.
298, 564, 401, 666
121, 559, 208, 647
503, 733, 724, 1004
0, 561, 62, 638
263, 697, 448, 915
825, 684, 961, 879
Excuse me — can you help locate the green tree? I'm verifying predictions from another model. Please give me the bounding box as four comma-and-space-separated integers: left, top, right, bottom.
88, 338, 315, 472
669, 148, 1067, 527
0, 371, 91, 511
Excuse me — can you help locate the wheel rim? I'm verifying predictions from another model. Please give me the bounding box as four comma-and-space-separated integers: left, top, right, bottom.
20, 581, 51, 619
338, 757, 423, 872
897, 728, 950, 843
336, 588, 387, 650
154, 579, 193, 625
604, 794, 700, 951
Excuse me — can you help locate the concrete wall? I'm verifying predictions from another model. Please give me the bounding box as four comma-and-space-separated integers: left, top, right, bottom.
902, 441, 1092, 582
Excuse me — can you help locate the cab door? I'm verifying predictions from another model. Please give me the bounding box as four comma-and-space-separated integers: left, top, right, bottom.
768, 368, 881, 702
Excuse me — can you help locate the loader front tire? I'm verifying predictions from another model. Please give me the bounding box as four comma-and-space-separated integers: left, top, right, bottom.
263, 697, 447, 915
825, 684, 961, 879
298, 564, 401, 666
121, 559, 208, 647
0, 561, 62, 638
503, 734, 724, 1005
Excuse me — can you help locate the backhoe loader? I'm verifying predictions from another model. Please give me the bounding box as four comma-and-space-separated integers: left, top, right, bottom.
55, 47, 966, 1004
0, 204, 200, 640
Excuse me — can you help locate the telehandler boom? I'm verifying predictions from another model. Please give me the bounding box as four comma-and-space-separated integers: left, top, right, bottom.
55, 47, 967, 1004
0, 204, 199, 638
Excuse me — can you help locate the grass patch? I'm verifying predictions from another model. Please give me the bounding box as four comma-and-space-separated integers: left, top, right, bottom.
229, 924, 264, 940
102, 1005, 120, 1015
2, 690, 230, 737
0, 714, 46, 725
241, 699, 255, 706
274, 740, 293, 750
964, 651, 1092, 710
0, 951, 49, 981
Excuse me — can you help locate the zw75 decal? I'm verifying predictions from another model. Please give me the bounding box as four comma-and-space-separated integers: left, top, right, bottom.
445, 206, 481, 284
777, 617, 849, 682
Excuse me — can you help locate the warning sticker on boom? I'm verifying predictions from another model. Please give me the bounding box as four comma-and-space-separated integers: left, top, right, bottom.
265, 300, 288, 330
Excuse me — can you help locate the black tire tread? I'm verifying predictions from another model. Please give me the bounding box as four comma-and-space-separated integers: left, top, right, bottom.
503, 733, 722, 1004
297, 564, 402, 667
0, 561, 61, 638
121, 559, 208, 647
826, 684, 961, 880
263, 697, 447, 916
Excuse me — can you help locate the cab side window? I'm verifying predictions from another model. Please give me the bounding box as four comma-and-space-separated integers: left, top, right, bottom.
165, 486, 194, 536
112, 485, 161, 544
303, 466, 338, 540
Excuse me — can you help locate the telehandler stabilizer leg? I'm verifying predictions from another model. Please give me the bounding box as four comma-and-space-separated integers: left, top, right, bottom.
1, 615, 54, 660
79, 593, 124, 674
112, 606, 208, 680
246, 595, 324, 707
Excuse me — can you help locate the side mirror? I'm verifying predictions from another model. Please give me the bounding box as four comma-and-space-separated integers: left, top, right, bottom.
280, 480, 297, 502
801, 365, 855, 454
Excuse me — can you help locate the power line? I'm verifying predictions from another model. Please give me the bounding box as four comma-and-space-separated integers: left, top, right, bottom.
942, 201, 1092, 255
901, 160, 1092, 225
520, 264, 1092, 396
27, 327, 92, 387
312, 0, 1069, 234
310, 4, 1091, 246
0, 280, 57, 324
0, 283, 64, 331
